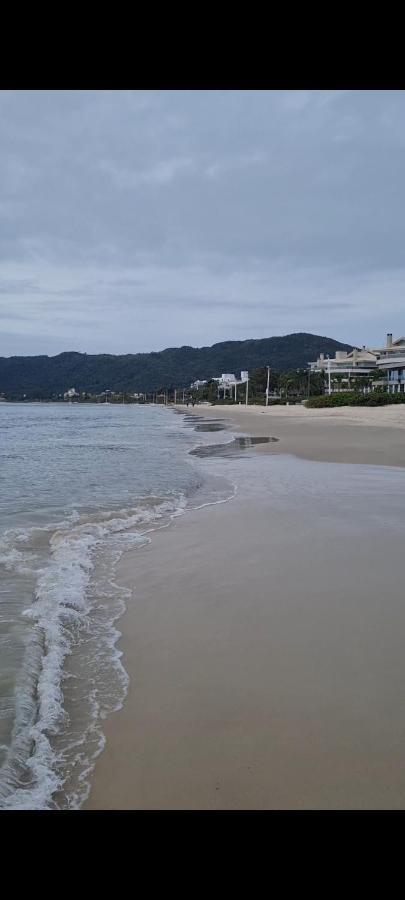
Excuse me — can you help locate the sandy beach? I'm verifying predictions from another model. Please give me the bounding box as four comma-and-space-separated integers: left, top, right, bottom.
175, 402, 405, 469
86, 404, 405, 810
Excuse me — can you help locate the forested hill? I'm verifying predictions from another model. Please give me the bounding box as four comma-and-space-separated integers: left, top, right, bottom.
0, 333, 354, 398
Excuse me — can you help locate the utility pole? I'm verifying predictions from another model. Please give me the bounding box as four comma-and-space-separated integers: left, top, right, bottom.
174, 389, 177, 405
245, 372, 249, 405
307, 367, 311, 399
327, 356, 331, 395
266, 366, 270, 406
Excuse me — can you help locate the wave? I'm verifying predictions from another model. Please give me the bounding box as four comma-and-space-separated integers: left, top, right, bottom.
0, 495, 186, 810
0, 409, 239, 810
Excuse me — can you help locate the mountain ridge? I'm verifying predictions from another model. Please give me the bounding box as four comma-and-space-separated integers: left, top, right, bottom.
0, 332, 354, 398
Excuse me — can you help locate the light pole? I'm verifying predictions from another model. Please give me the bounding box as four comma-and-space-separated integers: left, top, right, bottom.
245, 372, 249, 406
307, 367, 311, 400
266, 366, 270, 406
327, 356, 331, 395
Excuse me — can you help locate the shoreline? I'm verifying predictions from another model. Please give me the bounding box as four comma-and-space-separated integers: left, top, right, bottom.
85, 406, 405, 810
172, 403, 405, 469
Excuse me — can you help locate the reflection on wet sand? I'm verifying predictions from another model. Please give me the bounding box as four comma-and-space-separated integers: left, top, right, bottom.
190, 436, 278, 458
194, 422, 227, 432
180, 416, 227, 432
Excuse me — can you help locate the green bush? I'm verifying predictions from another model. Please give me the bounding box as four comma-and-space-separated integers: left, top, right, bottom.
305, 392, 405, 408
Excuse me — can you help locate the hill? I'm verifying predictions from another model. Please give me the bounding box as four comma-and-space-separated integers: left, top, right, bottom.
0, 333, 354, 399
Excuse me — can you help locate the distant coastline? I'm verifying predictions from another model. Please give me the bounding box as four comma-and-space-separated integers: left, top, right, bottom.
0, 332, 353, 400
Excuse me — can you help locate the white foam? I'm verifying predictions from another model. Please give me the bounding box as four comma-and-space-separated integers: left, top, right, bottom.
0, 494, 187, 810
0, 410, 239, 810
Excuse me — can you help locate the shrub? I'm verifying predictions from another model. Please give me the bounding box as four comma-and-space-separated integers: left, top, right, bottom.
305, 392, 405, 408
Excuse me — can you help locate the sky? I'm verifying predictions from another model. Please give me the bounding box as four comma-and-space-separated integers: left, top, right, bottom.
0, 89, 404, 357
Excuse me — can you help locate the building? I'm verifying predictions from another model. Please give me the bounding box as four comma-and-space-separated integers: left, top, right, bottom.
309, 348, 379, 392
309, 333, 405, 394
376, 334, 405, 394
63, 387, 79, 400
371, 333, 405, 359
190, 380, 208, 390
214, 373, 237, 384
214, 372, 248, 399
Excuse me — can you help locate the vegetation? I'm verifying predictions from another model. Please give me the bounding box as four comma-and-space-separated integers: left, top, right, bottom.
306, 392, 405, 408
0, 333, 353, 400
192, 368, 326, 405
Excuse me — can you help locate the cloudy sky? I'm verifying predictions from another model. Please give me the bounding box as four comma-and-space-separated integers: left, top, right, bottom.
0, 89, 404, 356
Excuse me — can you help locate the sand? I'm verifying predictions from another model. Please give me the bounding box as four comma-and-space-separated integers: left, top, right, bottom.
175, 403, 405, 468
85, 404, 405, 810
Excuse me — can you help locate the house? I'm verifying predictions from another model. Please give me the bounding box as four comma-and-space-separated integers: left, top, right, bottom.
309, 348, 379, 392
376, 334, 405, 394
371, 333, 405, 359
309, 333, 405, 394
213, 372, 248, 399
214, 373, 237, 384
63, 387, 79, 400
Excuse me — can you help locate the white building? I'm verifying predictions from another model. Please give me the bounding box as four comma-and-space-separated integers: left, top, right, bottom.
309, 348, 378, 392
214, 372, 248, 399
371, 333, 405, 359
190, 379, 208, 390
376, 334, 405, 394
63, 387, 79, 400
215, 373, 237, 384
309, 333, 405, 394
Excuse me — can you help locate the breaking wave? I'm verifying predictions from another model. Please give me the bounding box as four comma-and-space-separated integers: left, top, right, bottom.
0, 495, 186, 810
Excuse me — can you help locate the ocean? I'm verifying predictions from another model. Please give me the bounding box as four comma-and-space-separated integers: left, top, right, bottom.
0, 402, 233, 810
3, 402, 405, 811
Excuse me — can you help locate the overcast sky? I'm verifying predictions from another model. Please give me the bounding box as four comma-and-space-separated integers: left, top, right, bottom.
0, 89, 404, 356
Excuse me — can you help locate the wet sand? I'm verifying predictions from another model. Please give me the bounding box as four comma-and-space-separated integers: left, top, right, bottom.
85, 405, 405, 809
174, 403, 405, 468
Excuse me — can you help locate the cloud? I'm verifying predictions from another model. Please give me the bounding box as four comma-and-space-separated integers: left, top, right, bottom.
204, 150, 268, 179
98, 156, 194, 189
0, 90, 405, 355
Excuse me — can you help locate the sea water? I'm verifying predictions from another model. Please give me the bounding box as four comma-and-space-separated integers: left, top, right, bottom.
0, 402, 232, 810
4, 403, 405, 810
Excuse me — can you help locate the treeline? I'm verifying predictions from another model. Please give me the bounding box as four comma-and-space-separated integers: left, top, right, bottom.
306, 392, 403, 408
192, 368, 326, 404
0, 333, 353, 400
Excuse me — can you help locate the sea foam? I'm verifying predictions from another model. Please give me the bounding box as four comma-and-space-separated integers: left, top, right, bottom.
0, 495, 186, 810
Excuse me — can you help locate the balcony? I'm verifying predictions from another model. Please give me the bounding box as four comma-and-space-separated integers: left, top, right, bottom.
378, 355, 405, 370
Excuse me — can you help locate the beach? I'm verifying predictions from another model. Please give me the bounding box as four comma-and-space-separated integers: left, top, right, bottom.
177, 402, 405, 468
86, 404, 405, 810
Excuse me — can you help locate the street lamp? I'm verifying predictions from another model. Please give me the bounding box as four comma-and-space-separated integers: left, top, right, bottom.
266, 366, 270, 406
